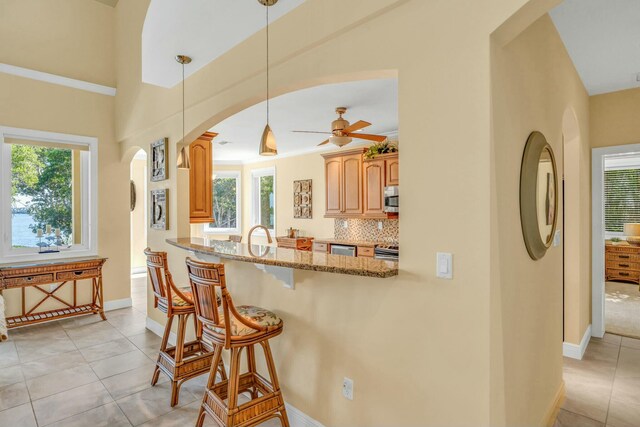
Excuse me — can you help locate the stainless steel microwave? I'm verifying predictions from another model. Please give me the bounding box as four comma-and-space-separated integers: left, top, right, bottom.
384, 186, 399, 213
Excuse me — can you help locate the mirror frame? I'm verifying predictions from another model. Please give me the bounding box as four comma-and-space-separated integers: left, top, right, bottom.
520, 131, 558, 260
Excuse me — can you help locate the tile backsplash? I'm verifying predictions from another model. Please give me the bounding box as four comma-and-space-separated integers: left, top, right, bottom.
334, 218, 399, 243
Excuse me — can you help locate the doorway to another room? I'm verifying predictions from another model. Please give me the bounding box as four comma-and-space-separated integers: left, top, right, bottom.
593, 144, 640, 339
130, 149, 147, 314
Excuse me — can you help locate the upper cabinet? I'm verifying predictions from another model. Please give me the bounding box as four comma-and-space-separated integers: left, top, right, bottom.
189, 131, 216, 223
322, 148, 398, 219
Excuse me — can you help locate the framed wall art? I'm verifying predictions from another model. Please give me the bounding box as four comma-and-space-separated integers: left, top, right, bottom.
150, 189, 168, 230
293, 179, 312, 219
150, 138, 168, 182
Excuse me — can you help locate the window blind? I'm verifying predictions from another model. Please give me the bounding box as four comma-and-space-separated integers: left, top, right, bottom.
604, 168, 640, 232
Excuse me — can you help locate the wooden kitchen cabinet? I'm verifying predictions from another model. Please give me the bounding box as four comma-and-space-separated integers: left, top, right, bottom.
322, 148, 366, 218
363, 159, 386, 217
383, 153, 399, 186
189, 131, 217, 223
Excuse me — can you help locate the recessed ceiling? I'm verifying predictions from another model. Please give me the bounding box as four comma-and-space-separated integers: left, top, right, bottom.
550, 0, 640, 95
142, 0, 306, 88
211, 79, 398, 163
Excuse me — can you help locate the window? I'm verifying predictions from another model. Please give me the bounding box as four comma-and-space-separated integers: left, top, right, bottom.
604, 166, 640, 235
251, 167, 275, 234
1, 127, 98, 261
205, 170, 241, 234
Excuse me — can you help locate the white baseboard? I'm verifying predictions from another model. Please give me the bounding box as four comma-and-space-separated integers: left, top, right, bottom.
104, 298, 132, 312
145, 316, 176, 345
563, 324, 592, 360
285, 403, 325, 427
145, 317, 324, 427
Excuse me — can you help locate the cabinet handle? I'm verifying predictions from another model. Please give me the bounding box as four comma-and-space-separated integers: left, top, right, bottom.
619, 264, 630, 268
25, 277, 33, 282
620, 272, 630, 276
620, 255, 630, 259
74, 271, 83, 276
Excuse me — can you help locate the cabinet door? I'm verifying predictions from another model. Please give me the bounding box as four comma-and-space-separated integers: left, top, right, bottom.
386, 156, 399, 186
363, 160, 385, 216
189, 138, 213, 223
325, 158, 342, 216
342, 154, 363, 215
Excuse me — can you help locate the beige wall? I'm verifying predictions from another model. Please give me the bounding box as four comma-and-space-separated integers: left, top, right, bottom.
0, 0, 130, 313
591, 87, 640, 148
490, 13, 590, 426
131, 157, 147, 270
113, 0, 567, 425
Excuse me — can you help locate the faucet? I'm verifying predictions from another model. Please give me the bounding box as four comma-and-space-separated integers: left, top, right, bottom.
248, 225, 272, 247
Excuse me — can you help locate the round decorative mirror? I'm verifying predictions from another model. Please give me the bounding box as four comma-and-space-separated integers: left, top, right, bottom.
520, 131, 558, 260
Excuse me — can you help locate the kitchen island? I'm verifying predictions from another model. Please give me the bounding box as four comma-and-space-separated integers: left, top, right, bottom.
166, 237, 398, 278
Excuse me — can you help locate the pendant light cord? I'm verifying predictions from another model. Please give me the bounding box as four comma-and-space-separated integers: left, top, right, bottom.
182, 61, 185, 144
266, 5, 270, 125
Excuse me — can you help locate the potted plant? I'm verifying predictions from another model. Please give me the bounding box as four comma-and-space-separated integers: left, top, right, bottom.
364, 140, 398, 159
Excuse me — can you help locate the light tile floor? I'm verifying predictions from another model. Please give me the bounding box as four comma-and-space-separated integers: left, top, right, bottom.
0, 276, 280, 427
555, 333, 640, 427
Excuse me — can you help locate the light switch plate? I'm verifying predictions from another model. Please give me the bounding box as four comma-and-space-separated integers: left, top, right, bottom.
436, 252, 453, 279
553, 230, 561, 247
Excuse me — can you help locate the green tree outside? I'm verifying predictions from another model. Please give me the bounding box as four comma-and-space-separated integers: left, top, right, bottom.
11, 144, 73, 244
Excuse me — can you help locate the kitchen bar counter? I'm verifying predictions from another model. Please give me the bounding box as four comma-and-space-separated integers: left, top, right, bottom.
167, 238, 398, 278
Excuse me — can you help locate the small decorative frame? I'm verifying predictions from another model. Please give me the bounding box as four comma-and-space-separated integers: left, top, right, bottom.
150, 189, 168, 230
150, 138, 168, 182
293, 179, 312, 219
130, 180, 137, 212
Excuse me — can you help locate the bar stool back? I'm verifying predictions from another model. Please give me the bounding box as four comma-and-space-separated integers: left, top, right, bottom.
144, 248, 225, 407
186, 257, 289, 427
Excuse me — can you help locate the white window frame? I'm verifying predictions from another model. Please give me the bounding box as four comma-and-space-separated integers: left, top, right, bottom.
250, 166, 276, 236
0, 126, 98, 262
603, 155, 640, 240
205, 170, 242, 235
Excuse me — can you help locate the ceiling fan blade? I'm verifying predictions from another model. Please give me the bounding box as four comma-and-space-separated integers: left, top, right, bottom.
342, 120, 371, 134
292, 130, 333, 134
317, 139, 330, 146
349, 133, 387, 142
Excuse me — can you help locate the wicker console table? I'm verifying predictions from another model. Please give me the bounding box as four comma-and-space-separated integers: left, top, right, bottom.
0, 257, 107, 328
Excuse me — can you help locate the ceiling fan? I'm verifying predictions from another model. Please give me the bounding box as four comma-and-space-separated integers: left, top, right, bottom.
292, 107, 388, 147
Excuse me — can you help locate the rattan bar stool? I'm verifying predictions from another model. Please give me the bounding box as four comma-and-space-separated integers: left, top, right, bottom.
144, 248, 226, 407
186, 257, 290, 427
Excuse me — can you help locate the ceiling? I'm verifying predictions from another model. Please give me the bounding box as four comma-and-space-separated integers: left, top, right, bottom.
550, 0, 640, 95
210, 78, 398, 163
142, 0, 306, 88
92, 0, 119, 7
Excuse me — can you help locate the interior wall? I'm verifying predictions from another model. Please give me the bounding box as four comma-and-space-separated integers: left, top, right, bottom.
131, 156, 147, 270
490, 13, 590, 426
0, 1, 129, 311
591, 88, 640, 148
114, 0, 566, 425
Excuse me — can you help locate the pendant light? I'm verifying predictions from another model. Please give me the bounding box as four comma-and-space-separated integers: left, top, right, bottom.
259, 0, 278, 156
176, 54, 192, 169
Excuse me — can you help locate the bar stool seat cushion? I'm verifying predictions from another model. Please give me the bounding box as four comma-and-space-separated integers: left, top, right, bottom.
172, 287, 194, 307
214, 305, 282, 336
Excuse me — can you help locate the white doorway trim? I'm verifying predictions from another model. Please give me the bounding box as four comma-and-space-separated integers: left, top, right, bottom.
592, 143, 640, 338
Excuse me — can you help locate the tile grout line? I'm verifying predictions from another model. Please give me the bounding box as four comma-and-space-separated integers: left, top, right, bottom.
603, 336, 623, 426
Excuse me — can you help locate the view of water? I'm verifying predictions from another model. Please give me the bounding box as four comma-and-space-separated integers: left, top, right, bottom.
12, 213, 38, 247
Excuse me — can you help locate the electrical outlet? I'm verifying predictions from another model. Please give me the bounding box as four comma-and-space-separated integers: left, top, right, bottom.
377, 221, 383, 230
342, 377, 354, 400
342, 220, 348, 229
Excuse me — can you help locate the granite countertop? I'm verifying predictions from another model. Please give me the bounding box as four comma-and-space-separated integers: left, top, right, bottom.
167, 238, 398, 278
313, 238, 398, 247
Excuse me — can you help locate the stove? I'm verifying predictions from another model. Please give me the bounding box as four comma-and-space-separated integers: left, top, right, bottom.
374, 244, 399, 261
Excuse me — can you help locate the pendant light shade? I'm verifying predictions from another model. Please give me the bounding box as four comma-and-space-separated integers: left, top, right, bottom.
177, 145, 191, 169
259, 0, 278, 156
259, 124, 278, 156
176, 54, 192, 169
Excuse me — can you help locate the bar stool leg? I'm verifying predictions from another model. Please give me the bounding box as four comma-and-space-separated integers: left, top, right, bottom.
152, 315, 174, 386
197, 344, 224, 427
226, 347, 243, 424
260, 341, 290, 427
170, 313, 188, 407
246, 345, 259, 399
